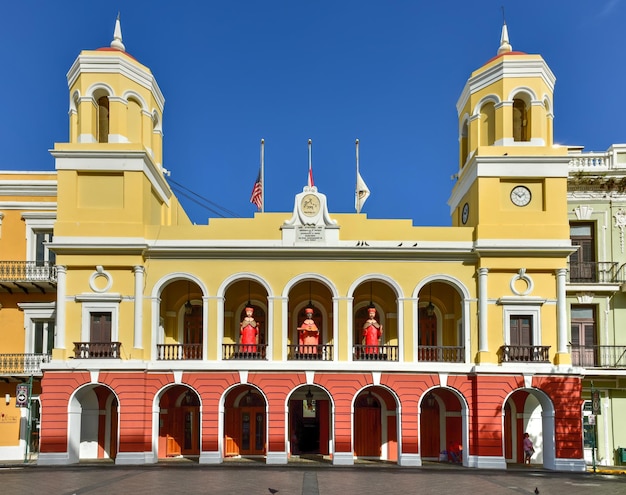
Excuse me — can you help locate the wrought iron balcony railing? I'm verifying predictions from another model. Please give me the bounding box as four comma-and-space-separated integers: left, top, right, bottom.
73, 342, 121, 359
157, 343, 202, 360
418, 345, 464, 363
499, 345, 551, 363
353, 344, 399, 361
567, 261, 621, 284
0, 353, 51, 375
222, 343, 267, 360
570, 345, 626, 368
0, 261, 57, 282
287, 344, 333, 361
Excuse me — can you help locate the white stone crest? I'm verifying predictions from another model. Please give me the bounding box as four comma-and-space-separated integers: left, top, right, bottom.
614, 208, 626, 253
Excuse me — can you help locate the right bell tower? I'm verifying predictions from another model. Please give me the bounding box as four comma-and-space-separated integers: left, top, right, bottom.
448, 20, 570, 243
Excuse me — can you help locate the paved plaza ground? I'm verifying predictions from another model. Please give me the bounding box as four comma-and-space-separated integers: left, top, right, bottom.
0, 460, 625, 495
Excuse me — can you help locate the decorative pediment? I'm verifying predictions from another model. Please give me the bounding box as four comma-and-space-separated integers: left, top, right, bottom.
281, 186, 339, 245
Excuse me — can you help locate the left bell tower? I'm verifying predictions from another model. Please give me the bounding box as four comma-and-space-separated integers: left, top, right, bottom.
51, 16, 181, 237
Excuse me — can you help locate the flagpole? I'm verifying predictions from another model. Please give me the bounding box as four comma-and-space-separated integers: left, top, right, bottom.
260, 138, 265, 212
308, 138, 313, 187
355, 138, 360, 213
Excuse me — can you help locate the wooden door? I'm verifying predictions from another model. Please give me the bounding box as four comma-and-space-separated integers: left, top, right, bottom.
420, 403, 440, 457
240, 407, 265, 455
354, 407, 381, 456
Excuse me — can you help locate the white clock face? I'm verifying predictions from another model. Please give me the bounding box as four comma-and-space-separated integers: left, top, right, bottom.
510, 186, 531, 207
461, 203, 469, 224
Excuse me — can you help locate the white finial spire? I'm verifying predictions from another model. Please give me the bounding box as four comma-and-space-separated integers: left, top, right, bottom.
110, 12, 125, 51
497, 9, 512, 55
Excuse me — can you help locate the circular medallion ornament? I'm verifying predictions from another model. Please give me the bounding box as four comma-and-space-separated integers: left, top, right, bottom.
301, 194, 321, 217
462, 203, 469, 224
510, 186, 531, 207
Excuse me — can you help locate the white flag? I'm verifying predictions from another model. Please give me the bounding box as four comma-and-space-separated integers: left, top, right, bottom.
355, 171, 370, 213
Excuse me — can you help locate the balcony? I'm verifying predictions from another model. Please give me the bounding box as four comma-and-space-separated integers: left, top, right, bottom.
567, 261, 621, 284
222, 343, 267, 360
157, 344, 202, 360
498, 345, 551, 363
570, 345, 626, 368
73, 342, 121, 359
353, 344, 399, 361
418, 346, 464, 363
0, 261, 57, 293
287, 344, 333, 361
0, 353, 51, 376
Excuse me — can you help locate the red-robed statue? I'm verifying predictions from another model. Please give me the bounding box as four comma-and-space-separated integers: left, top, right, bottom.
240, 306, 258, 353
362, 306, 382, 354
298, 307, 319, 354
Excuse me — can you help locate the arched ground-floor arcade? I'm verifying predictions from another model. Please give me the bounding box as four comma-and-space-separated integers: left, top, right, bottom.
36, 370, 586, 471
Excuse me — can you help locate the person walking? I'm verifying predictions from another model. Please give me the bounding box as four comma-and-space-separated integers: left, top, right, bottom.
523, 432, 535, 465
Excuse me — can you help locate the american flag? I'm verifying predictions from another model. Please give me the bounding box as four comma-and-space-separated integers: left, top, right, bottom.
250, 170, 262, 210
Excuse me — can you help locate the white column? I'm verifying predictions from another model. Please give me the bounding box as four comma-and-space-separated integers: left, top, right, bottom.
556, 268, 568, 354
478, 268, 489, 352
133, 266, 144, 349
55, 265, 67, 349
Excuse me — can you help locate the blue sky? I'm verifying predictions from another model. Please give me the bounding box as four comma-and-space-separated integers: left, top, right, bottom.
2, 1, 625, 226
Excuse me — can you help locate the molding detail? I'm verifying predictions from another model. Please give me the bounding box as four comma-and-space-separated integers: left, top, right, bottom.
574, 205, 593, 220
576, 292, 594, 304
510, 268, 533, 296
614, 208, 626, 253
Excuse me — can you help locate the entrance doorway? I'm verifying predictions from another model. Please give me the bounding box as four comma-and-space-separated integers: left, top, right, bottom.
224, 388, 266, 457
159, 386, 200, 458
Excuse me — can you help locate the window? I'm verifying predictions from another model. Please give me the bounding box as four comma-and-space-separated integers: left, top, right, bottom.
570, 223, 596, 282
510, 315, 532, 346
35, 231, 55, 266
34, 320, 55, 354
513, 98, 529, 142
480, 102, 495, 146
570, 306, 597, 367
97, 96, 109, 143
90, 312, 112, 342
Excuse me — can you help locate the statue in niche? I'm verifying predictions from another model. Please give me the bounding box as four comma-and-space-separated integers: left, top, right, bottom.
362, 305, 383, 354
240, 305, 258, 353
298, 307, 319, 354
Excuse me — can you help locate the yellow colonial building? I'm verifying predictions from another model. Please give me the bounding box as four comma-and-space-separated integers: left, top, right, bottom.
1, 18, 602, 470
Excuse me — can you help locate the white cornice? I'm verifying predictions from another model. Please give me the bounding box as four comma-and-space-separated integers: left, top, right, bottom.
0, 201, 57, 210
0, 180, 57, 196
51, 149, 171, 206
456, 57, 555, 115
67, 53, 165, 111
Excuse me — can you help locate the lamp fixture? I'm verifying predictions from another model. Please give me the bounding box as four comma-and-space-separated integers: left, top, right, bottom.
185, 281, 193, 315
305, 387, 314, 409
425, 394, 435, 408
245, 389, 253, 405
366, 390, 374, 407
426, 284, 435, 318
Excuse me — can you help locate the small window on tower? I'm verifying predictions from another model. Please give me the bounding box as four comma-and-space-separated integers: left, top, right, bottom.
98, 96, 109, 143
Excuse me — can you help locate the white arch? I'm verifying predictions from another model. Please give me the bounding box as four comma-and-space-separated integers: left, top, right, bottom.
122, 90, 149, 111
152, 109, 162, 132
347, 273, 404, 299
281, 272, 338, 298
285, 383, 335, 459
86, 82, 115, 99
502, 387, 557, 470
352, 384, 402, 463
151, 382, 202, 463
472, 94, 501, 117
507, 86, 538, 103
69, 89, 81, 114
419, 384, 470, 466
67, 382, 120, 464
217, 272, 272, 299
150, 272, 209, 361
458, 113, 470, 136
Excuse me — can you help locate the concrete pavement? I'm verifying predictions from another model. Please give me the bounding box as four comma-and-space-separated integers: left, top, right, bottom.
0, 459, 625, 495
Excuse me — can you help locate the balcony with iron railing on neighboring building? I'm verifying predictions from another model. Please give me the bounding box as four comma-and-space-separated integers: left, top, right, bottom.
570, 345, 626, 369
498, 345, 551, 363
0, 261, 57, 293
0, 353, 51, 376
567, 262, 625, 284
73, 342, 121, 359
